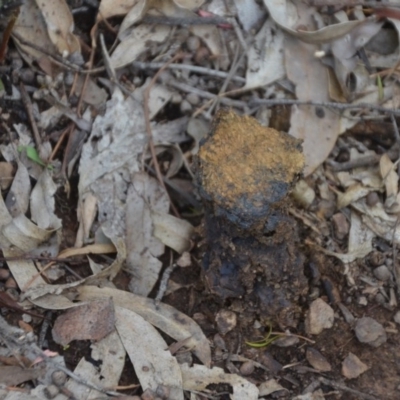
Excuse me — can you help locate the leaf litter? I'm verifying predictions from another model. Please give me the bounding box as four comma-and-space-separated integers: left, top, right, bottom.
1, 0, 400, 398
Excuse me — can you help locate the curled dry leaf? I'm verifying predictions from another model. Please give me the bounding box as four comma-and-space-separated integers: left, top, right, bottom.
66, 332, 125, 400
52, 299, 115, 346
98, 0, 143, 20
77, 285, 212, 367
126, 173, 169, 296
115, 307, 184, 400
30, 170, 62, 230
152, 210, 194, 254
173, 0, 204, 9
181, 363, 259, 400
285, 37, 339, 176
35, 0, 80, 55
264, 0, 378, 45
13, 0, 57, 65
5, 161, 31, 217
245, 18, 285, 89
111, 25, 170, 68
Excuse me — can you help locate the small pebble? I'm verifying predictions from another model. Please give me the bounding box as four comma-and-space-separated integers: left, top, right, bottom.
215, 309, 237, 335
260, 352, 282, 374
0, 268, 10, 281
273, 335, 299, 347
332, 212, 349, 240
357, 296, 368, 306
355, 317, 387, 347
394, 310, 400, 324
305, 298, 334, 335
385, 258, 393, 267
366, 191, 380, 207
180, 99, 192, 114
5, 277, 17, 289
240, 360, 255, 375
194, 46, 210, 65
170, 93, 182, 104
52, 370, 67, 386
44, 384, 60, 399
375, 293, 385, 305
186, 36, 201, 52
306, 347, 331, 372
342, 352, 368, 379
368, 251, 385, 267
373, 265, 392, 281
186, 93, 200, 106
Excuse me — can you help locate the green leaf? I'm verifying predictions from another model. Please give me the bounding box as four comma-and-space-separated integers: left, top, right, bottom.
18, 145, 53, 170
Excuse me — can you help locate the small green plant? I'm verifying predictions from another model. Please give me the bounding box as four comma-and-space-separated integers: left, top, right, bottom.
18, 145, 53, 170
245, 325, 281, 348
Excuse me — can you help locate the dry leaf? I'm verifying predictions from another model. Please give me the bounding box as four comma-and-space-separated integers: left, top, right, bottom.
285, 37, 339, 176
77, 285, 212, 367
66, 331, 125, 399
5, 161, 31, 217
245, 18, 285, 89
126, 173, 169, 296
52, 299, 115, 346
152, 210, 194, 254
181, 363, 259, 400
35, 0, 80, 55
115, 307, 184, 399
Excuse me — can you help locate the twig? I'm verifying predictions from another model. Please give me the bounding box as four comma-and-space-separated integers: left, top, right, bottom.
38, 311, 52, 348
206, 42, 242, 118
271, 331, 315, 344
143, 53, 184, 218
11, 32, 104, 75
392, 217, 400, 295
318, 377, 379, 400
155, 260, 176, 305
251, 97, 400, 116
131, 61, 245, 83
19, 83, 41, 147
327, 154, 381, 171
49, 125, 71, 162
168, 79, 247, 108
141, 15, 229, 26
42, 94, 92, 132
308, 0, 400, 7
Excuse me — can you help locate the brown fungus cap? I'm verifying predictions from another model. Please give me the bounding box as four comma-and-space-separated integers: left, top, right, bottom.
197, 110, 304, 229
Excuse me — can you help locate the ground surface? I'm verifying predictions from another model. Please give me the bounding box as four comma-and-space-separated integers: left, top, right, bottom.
0, 1, 400, 400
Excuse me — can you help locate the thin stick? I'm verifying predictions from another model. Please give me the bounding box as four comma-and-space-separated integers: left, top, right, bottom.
49, 125, 71, 162
318, 377, 378, 400
251, 97, 400, 116
132, 61, 245, 83
143, 53, 184, 218
19, 83, 41, 147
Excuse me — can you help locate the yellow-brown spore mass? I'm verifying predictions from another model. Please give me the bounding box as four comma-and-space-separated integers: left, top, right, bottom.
198, 110, 304, 215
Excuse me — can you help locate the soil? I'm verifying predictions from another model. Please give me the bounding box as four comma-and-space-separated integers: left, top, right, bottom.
0, 3, 400, 400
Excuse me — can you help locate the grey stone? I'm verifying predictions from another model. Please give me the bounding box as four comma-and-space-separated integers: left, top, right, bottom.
373, 265, 392, 281
342, 352, 368, 379
306, 347, 331, 372
355, 317, 387, 347
305, 298, 334, 335
394, 310, 400, 324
